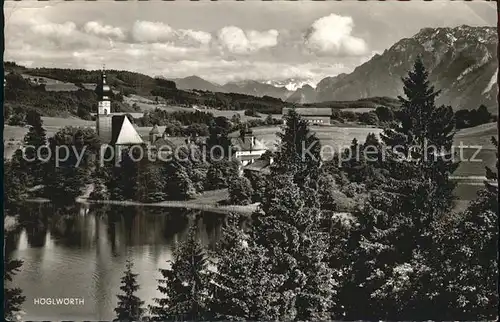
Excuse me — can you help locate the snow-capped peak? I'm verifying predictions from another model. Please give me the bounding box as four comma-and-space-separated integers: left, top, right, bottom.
264, 78, 317, 91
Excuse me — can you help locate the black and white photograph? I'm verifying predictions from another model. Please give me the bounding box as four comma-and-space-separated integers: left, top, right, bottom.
2, 0, 498, 321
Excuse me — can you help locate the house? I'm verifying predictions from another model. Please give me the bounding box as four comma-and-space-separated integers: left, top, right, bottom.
148, 125, 177, 160
282, 107, 332, 125
230, 127, 268, 166
242, 157, 273, 175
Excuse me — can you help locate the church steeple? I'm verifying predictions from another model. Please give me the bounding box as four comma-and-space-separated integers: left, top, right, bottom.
96, 68, 112, 143
97, 66, 111, 100
97, 69, 111, 115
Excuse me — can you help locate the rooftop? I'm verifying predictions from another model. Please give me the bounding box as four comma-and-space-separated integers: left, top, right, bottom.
243, 158, 272, 174
231, 136, 267, 151
282, 107, 333, 116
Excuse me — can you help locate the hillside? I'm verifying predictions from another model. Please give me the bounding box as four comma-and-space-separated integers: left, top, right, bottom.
172, 76, 221, 93
290, 26, 498, 112
5, 62, 403, 120
222, 80, 292, 100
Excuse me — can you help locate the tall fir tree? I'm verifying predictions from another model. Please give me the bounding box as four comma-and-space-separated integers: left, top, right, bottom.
4, 257, 26, 322
338, 58, 460, 319
209, 213, 283, 320
272, 109, 322, 188
150, 224, 211, 321
342, 178, 445, 319
252, 174, 337, 320
114, 260, 145, 322
381, 56, 458, 209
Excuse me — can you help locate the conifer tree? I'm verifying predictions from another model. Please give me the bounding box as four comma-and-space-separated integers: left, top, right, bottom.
4, 257, 26, 322
273, 109, 322, 187
114, 260, 145, 322
339, 59, 459, 318
341, 178, 444, 319
381, 56, 458, 208
209, 214, 282, 320
150, 224, 211, 321
252, 174, 337, 320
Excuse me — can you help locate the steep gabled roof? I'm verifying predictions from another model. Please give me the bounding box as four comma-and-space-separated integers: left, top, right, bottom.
110, 115, 144, 145
231, 137, 267, 151
243, 158, 272, 174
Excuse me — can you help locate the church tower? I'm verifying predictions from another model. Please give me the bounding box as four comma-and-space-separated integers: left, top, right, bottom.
96, 70, 113, 143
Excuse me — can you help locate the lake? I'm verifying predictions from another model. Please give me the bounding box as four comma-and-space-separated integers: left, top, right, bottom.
5, 204, 227, 321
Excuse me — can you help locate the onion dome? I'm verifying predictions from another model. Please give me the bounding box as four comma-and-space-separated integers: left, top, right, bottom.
96, 71, 112, 100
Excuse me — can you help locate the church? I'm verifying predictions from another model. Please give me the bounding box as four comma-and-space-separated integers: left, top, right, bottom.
95, 70, 144, 147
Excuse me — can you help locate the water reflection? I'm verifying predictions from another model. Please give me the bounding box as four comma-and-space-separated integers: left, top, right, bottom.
5, 203, 226, 321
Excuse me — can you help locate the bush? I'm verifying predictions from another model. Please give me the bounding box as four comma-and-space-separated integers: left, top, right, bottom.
228, 176, 254, 205
341, 182, 366, 198
244, 109, 257, 117
204, 160, 240, 190
359, 111, 379, 125
7, 114, 26, 126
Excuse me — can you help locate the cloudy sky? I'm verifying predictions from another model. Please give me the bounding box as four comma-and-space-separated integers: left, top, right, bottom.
4, 0, 496, 85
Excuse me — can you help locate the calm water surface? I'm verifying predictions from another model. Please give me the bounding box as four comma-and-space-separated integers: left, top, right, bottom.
5, 204, 226, 321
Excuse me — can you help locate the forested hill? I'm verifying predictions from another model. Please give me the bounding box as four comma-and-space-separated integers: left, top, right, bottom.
3, 62, 401, 120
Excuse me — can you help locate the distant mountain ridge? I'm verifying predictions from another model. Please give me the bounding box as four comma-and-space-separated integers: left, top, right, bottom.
171, 76, 295, 100
288, 25, 498, 112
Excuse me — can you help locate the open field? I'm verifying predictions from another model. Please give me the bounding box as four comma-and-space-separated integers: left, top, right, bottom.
22, 74, 80, 92
90, 112, 145, 118
3, 117, 95, 159
234, 123, 497, 180
124, 95, 263, 121
337, 107, 376, 113
3, 117, 94, 140
235, 125, 383, 150
5, 118, 497, 179
454, 122, 497, 148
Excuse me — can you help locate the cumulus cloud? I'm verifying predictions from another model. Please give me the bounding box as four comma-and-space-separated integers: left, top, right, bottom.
25, 20, 109, 50
84, 21, 125, 40
304, 14, 368, 56
31, 21, 78, 39
131, 21, 175, 43
131, 21, 211, 46
217, 26, 279, 54
178, 30, 212, 46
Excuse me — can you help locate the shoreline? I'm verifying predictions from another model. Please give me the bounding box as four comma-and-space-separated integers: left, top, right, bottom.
24, 197, 259, 215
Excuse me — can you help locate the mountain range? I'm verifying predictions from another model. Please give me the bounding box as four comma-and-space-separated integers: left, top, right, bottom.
171, 25, 498, 112
171, 76, 296, 100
